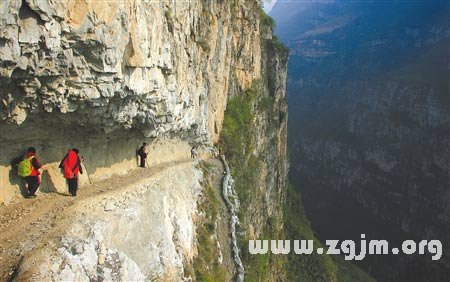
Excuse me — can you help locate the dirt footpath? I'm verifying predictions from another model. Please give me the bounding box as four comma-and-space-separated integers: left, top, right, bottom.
0, 159, 192, 281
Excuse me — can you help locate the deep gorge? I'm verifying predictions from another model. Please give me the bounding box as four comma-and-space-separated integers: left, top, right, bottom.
270, 0, 450, 281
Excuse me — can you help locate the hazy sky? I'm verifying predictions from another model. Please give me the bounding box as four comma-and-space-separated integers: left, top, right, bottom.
263, 0, 278, 13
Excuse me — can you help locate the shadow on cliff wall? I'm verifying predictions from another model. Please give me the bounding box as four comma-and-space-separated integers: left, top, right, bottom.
9, 153, 28, 197
1, 112, 151, 199
8, 151, 67, 196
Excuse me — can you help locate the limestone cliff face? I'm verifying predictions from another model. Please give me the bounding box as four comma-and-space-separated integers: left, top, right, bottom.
1, 0, 261, 136
218, 19, 289, 280
0, 0, 267, 204
0, 0, 290, 281
243, 34, 288, 241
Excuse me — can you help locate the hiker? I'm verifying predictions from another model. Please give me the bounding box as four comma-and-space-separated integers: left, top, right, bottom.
190, 146, 196, 159
59, 148, 83, 196
17, 147, 44, 198
137, 143, 148, 168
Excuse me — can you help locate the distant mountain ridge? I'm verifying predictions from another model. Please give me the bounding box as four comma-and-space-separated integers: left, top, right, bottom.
271, 0, 450, 280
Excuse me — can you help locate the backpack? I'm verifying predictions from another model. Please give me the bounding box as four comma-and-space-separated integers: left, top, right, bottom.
61, 151, 81, 179
63, 165, 75, 179
17, 156, 35, 177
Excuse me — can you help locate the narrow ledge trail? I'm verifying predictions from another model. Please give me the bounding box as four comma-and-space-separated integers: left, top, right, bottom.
0, 158, 194, 281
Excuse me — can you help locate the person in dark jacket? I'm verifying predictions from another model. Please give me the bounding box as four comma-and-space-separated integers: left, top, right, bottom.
24, 147, 43, 198
137, 143, 148, 168
59, 148, 83, 196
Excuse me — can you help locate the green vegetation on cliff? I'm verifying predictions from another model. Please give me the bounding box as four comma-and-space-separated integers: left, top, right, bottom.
219, 68, 372, 282
284, 184, 376, 282
259, 8, 275, 28
283, 184, 338, 281
220, 87, 261, 208
220, 88, 256, 165
216, 7, 291, 281
220, 85, 286, 281
190, 162, 228, 282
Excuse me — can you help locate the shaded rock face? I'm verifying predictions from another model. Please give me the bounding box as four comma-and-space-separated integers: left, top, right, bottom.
0, 0, 265, 203
271, 0, 450, 281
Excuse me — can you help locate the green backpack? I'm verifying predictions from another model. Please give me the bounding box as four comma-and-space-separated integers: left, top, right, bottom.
18, 156, 35, 177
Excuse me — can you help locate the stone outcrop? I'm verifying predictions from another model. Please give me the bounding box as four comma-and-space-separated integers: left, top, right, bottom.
0, 0, 261, 138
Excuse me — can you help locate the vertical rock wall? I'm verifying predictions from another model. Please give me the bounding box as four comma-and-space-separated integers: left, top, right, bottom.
0, 0, 267, 204
219, 18, 289, 280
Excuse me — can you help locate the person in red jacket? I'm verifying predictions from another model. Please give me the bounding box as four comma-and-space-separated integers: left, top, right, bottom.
59, 148, 83, 196
24, 147, 43, 198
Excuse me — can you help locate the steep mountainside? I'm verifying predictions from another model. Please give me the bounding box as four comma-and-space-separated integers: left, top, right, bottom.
0, 0, 289, 281
271, 0, 450, 281
1, 0, 266, 202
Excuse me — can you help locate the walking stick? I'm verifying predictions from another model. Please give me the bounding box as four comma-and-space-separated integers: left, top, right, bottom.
81, 157, 93, 184
44, 170, 51, 192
